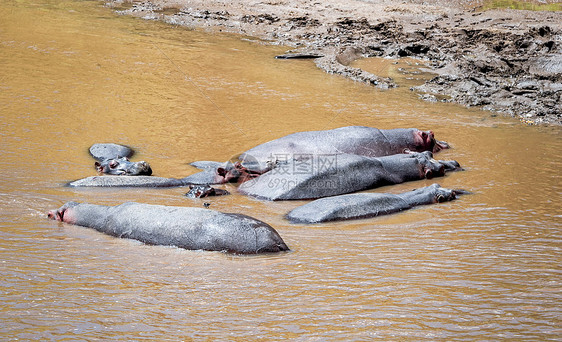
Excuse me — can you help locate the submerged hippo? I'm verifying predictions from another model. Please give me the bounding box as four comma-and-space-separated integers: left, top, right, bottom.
185, 185, 230, 199
95, 157, 152, 176
48, 202, 289, 254
287, 184, 469, 223
238, 151, 461, 200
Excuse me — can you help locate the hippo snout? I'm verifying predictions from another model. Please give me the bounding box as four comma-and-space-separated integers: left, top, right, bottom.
47, 201, 79, 222
137, 161, 152, 175
47, 210, 57, 220
439, 160, 462, 172
424, 163, 445, 179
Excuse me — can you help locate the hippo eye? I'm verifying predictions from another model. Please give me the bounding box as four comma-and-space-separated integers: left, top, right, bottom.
109, 161, 118, 169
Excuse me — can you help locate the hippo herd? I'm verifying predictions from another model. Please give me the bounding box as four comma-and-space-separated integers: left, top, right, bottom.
48, 126, 468, 254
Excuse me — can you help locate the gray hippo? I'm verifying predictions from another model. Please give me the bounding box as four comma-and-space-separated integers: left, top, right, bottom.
95, 157, 152, 176
190, 126, 449, 184
238, 151, 461, 200
47, 202, 289, 254
89, 143, 134, 161
239, 126, 449, 167
287, 184, 468, 223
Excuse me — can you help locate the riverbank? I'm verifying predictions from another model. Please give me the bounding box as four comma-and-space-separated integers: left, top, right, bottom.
103, 0, 561, 125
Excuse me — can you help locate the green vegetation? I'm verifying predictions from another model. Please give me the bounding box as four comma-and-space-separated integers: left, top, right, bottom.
481, 0, 562, 11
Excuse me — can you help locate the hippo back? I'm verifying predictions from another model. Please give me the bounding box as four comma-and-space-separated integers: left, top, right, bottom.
100, 203, 288, 254
287, 193, 410, 223
240, 126, 419, 166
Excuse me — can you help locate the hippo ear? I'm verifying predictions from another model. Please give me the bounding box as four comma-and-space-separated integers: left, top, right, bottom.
95, 161, 103, 172
217, 168, 227, 177
57, 209, 66, 221
49, 208, 64, 222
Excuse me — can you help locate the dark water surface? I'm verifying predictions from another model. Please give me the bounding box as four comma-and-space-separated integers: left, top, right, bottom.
1, 0, 560, 340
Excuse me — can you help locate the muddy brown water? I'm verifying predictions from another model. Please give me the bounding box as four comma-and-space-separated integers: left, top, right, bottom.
1, 0, 561, 340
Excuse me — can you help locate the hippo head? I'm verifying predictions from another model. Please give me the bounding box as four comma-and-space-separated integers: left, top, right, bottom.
216, 162, 242, 183
186, 184, 214, 199
185, 184, 230, 199
433, 185, 470, 203
407, 151, 453, 179
95, 157, 152, 176
215, 154, 270, 184
412, 130, 450, 153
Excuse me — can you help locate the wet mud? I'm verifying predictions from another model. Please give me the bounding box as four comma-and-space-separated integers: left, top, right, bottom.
103, 0, 561, 125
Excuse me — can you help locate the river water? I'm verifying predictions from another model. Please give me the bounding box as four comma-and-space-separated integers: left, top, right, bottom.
1, 0, 560, 340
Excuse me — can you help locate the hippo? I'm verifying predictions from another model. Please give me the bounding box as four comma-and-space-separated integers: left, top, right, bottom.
286, 184, 469, 223
185, 185, 230, 199
238, 151, 461, 200
47, 201, 289, 254
95, 157, 152, 176
89, 143, 133, 161
239, 126, 449, 170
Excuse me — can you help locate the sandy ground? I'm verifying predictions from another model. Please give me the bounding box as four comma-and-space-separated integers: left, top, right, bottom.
104, 0, 561, 125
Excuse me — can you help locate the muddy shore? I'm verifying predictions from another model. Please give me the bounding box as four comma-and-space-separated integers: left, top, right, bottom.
103, 0, 561, 125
